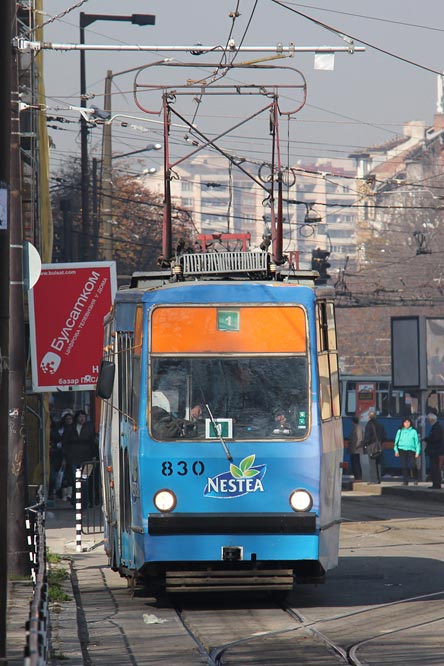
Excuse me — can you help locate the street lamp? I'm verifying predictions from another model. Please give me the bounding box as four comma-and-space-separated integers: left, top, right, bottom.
111, 144, 162, 161
79, 13, 155, 261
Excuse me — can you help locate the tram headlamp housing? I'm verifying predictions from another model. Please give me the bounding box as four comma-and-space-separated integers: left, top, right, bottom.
153, 489, 177, 513
289, 489, 313, 512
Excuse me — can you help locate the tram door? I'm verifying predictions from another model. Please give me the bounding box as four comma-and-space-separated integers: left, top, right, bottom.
355, 382, 376, 418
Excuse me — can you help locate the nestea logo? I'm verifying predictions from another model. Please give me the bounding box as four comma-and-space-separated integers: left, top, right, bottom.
204, 454, 266, 499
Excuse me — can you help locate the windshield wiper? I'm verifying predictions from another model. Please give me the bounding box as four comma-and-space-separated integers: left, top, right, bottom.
204, 402, 233, 462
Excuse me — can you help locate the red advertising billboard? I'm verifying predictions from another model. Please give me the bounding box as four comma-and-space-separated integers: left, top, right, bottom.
29, 262, 117, 392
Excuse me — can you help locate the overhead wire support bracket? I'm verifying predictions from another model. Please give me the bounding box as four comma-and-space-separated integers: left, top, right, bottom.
12, 37, 365, 55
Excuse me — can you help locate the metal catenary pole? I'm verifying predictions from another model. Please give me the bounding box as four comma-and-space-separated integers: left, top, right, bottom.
0, 0, 12, 656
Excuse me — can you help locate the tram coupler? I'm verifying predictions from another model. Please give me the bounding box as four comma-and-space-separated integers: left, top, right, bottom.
222, 546, 242, 562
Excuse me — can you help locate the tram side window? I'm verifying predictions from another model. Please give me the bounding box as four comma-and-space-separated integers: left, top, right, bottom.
131, 357, 141, 421
318, 355, 332, 420
345, 382, 357, 415
391, 389, 419, 417
317, 301, 340, 420
120, 448, 131, 533
426, 391, 444, 416
377, 382, 390, 416
131, 307, 143, 421
117, 332, 134, 423
329, 352, 341, 417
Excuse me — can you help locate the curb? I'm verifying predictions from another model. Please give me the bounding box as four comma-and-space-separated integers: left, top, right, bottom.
342, 478, 444, 500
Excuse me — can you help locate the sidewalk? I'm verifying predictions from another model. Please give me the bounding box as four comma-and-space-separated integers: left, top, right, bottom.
7, 483, 444, 664
46, 501, 105, 665
6, 500, 105, 666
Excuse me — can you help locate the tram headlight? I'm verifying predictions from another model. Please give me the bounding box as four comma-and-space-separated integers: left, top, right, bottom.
153, 489, 177, 513
289, 489, 312, 512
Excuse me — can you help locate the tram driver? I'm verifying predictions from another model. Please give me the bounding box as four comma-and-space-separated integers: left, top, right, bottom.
151, 391, 203, 440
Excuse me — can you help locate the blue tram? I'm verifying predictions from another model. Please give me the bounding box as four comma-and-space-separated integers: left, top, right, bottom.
96, 252, 343, 594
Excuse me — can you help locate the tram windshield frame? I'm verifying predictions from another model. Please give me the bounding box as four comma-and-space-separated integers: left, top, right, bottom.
149, 355, 310, 442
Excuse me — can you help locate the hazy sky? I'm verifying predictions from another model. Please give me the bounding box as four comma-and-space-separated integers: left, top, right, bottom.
41, 1, 444, 175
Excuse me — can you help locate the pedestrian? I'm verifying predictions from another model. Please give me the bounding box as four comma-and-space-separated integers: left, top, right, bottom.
48, 411, 74, 499
424, 412, 444, 489
347, 416, 363, 481
62, 410, 97, 505
363, 411, 386, 484
394, 417, 421, 486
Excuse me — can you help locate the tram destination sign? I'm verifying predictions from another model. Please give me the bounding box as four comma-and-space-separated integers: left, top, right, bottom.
28, 262, 117, 392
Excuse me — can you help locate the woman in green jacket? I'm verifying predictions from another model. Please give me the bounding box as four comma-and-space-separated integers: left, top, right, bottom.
394, 417, 421, 486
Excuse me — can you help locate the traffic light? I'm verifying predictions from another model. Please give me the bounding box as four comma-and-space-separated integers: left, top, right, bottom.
311, 248, 331, 285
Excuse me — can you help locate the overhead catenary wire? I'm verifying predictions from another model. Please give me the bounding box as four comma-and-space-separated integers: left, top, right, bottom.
38, 0, 440, 177
38, 4, 444, 309
287, 2, 444, 35
270, 0, 444, 77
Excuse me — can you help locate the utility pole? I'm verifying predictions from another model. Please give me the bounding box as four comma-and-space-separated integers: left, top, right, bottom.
0, 0, 12, 656
79, 13, 90, 261
9, 1, 29, 578
102, 70, 113, 261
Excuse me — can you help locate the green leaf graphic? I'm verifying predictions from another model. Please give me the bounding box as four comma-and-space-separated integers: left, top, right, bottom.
243, 469, 259, 477
230, 464, 243, 478
240, 455, 255, 473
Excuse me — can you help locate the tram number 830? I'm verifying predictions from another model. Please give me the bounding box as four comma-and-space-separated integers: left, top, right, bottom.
161, 460, 205, 476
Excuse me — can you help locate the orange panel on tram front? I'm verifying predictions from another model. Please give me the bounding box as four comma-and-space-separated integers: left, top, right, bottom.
151, 306, 306, 353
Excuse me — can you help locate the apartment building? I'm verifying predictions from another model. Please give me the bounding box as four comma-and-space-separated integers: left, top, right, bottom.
147, 151, 360, 272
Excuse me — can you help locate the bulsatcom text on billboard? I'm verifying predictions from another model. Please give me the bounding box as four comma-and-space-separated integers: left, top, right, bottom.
28, 262, 117, 392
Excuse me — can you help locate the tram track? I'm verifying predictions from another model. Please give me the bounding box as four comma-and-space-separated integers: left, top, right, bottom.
175, 599, 351, 665
287, 590, 444, 666
173, 587, 444, 665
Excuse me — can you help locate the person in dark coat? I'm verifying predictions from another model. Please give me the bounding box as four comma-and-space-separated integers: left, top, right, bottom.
363, 411, 386, 484
48, 410, 74, 499
348, 416, 363, 481
424, 412, 444, 489
62, 410, 97, 504
151, 404, 203, 440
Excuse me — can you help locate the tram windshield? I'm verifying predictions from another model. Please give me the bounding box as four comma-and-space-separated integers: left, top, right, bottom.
150, 356, 309, 441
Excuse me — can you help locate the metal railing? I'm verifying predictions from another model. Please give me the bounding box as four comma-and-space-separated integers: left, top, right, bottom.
80, 460, 103, 536
24, 488, 48, 666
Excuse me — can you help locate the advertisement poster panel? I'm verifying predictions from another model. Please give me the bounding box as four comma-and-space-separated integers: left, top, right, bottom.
426, 318, 444, 388
29, 262, 117, 392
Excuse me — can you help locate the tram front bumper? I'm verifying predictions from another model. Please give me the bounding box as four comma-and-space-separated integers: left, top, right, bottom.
147, 512, 316, 535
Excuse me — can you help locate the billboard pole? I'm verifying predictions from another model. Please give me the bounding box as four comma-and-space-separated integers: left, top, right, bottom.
419, 316, 428, 482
